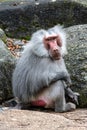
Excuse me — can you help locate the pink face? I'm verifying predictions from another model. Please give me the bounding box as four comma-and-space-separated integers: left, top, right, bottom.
43, 35, 62, 60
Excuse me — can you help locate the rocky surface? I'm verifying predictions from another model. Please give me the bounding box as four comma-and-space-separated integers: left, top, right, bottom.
0, 0, 87, 38
0, 109, 87, 130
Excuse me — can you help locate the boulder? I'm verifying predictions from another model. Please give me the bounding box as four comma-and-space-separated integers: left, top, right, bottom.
0, 0, 87, 38
65, 24, 87, 107
0, 39, 15, 103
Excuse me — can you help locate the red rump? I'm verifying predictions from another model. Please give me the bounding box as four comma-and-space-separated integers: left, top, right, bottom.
31, 100, 46, 107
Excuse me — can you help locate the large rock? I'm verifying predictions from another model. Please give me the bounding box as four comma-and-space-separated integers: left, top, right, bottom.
0, 0, 87, 38
0, 39, 15, 103
65, 24, 87, 107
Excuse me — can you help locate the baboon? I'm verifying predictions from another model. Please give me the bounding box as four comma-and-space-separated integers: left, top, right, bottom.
12, 25, 79, 112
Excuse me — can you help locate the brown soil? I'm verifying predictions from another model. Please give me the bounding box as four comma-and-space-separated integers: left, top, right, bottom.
0, 109, 87, 130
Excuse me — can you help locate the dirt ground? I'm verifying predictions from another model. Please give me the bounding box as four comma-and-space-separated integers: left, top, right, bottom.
0, 108, 87, 130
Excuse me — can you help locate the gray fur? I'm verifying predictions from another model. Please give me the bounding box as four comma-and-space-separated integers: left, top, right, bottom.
12, 25, 76, 112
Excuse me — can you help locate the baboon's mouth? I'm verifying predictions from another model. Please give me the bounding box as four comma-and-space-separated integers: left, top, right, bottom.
52, 51, 61, 60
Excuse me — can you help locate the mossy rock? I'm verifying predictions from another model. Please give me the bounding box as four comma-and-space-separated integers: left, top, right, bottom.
0, 0, 87, 38
0, 28, 7, 43
0, 40, 15, 103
